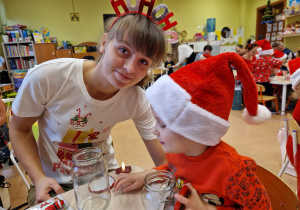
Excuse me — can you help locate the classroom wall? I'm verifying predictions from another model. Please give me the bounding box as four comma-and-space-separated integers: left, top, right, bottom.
1, 0, 299, 54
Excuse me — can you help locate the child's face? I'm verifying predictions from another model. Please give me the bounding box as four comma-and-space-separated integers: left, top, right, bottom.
167, 56, 172, 62
152, 110, 203, 155
248, 47, 258, 57
99, 33, 152, 89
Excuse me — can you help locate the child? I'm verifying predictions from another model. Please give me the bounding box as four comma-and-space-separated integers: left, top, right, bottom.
195, 45, 213, 61
285, 57, 300, 200
272, 50, 288, 76
9, 0, 177, 206
252, 39, 282, 112
164, 53, 175, 75
115, 52, 272, 209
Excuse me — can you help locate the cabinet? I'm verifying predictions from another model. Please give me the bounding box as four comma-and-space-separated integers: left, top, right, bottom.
34, 43, 57, 64
187, 41, 208, 52
72, 52, 100, 60
56, 49, 72, 58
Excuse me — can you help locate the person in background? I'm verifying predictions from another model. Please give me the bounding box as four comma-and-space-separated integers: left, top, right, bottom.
235, 44, 246, 56
273, 50, 288, 75
272, 41, 295, 72
164, 53, 175, 75
114, 53, 272, 209
252, 39, 282, 113
197, 45, 213, 61
174, 43, 196, 68
242, 39, 258, 70
82, 55, 95, 61
285, 57, 300, 201
9, 12, 167, 206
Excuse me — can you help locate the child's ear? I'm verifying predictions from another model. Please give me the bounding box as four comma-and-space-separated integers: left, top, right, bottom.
99, 33, 108, 53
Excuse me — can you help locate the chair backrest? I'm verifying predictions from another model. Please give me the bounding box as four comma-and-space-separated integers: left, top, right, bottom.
256, 164, 299, 210
256, 84, 265, 93
287, 113, 300, 145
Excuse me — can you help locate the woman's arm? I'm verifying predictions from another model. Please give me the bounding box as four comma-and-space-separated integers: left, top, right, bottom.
0, 99, 6, 126
9, 114, 64, 203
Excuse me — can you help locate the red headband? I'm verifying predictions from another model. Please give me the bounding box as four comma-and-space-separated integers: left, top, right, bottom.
110, 0, 178, 43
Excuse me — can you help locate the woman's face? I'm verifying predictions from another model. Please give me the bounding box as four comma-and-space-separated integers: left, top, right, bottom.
248, 47, 259, 57
235, 46, 245, 55
98, 33, 152, 90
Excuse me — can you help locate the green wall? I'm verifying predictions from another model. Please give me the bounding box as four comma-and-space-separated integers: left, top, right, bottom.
1, 0, 298, 53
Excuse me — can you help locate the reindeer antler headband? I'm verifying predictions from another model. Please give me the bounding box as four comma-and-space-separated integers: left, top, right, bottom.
110, 0, 178, 43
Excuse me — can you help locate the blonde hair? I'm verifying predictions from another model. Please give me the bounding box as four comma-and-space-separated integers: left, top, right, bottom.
101, 14, 166, 87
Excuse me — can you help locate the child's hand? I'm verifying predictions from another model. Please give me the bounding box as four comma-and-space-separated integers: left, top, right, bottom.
174, 183, 217, 210
114, 169, 155, 192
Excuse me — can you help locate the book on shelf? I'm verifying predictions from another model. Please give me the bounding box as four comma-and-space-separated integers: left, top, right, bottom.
5, 45, 19, 57
19, 44, 34, 56
8, 58, 22, 70
32, 32, 44, 43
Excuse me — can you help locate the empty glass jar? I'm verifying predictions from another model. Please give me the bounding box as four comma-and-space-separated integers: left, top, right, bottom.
141, 170, 178, 210
72, 147, 110, 210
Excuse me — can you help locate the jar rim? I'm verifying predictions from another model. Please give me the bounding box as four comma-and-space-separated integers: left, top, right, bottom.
72, 147, 103, 165
144, 170, 176, 192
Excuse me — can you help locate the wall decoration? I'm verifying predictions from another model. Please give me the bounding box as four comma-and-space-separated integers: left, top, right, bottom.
271, 32, 276, 41
267, 24, 272, 32
70, 0, 79, 21
277, 32, 282, 40
278, 21, 283, 31
273, 22, 278, 31
266, 33, 270, 41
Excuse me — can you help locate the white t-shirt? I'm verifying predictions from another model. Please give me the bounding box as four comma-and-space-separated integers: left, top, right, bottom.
176, 44, 194, 66
12, 58, 156, 184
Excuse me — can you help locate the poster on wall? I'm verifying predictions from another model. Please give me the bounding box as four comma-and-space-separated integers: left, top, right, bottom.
273, 23, 278, 31
266, 33, 271, 41
267, 24, 272, 32
271, 32, 277, 41
277, 32, 282, 40
278, 21, 283, 31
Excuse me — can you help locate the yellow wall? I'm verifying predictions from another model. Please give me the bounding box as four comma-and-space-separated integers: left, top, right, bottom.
1, 0, 299, 53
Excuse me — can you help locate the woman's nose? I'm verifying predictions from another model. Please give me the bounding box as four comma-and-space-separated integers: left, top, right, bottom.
124, 58, 136, 74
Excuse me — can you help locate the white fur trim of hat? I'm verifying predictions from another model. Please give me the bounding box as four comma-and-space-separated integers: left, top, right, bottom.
242, 105, 272, 124
290, 68, 300, 90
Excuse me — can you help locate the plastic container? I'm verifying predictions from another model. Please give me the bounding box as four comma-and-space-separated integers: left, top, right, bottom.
207, 32, 216, 41
232, 87, 242, 110
207, 18, 216, 33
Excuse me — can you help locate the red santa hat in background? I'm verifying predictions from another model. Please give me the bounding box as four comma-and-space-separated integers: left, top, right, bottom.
146, 52, 271, 146
273, 50, 287, 61
256, 39, 274, 56
289, 57, 300, 90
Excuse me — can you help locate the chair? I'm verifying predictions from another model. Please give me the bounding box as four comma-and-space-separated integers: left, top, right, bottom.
256, 84, 278, 113
256, 164, 299, 210
148, 68, 164, 87
278, 113, 299, 177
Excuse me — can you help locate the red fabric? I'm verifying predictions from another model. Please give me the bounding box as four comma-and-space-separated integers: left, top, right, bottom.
256, 39, 272, 51
286, 135, 300, 200
252, 56, 282, 82
203, 54, 213, 59
170, 52, 258, 120
273, 50, 285, 60
155, 141, 272, 209
288, 57, 300, 75
293, 100, 300, 126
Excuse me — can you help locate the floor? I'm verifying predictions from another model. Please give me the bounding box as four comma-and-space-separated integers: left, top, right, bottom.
1, 110, 297, 209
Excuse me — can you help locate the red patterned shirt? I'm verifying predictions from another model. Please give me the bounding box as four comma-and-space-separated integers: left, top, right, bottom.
155, 141, 271, 209
252, 56, 282, 82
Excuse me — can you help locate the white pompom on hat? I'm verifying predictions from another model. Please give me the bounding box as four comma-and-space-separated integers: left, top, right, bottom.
145, 52, 271, 146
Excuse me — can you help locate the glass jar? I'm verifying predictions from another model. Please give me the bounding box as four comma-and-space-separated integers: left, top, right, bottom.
141, 170, 178, 210
71, 147, 110, 210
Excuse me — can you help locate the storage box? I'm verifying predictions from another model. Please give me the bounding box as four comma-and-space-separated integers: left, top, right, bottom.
74, 46, 87, 53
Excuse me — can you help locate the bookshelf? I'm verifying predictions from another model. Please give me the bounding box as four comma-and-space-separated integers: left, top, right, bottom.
2, 41, 37, 72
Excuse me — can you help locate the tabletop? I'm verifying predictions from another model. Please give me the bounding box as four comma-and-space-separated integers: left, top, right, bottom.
269, 76, 292, 85
30, 166, 145, 210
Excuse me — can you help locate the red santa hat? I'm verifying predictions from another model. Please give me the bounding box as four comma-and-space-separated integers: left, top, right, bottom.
255, 39, 274, 56
273, 50, 287, 61
146, 52, 271, 146
289, 57, 300, 90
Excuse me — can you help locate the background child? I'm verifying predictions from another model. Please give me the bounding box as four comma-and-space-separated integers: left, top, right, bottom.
164, 53, 175, 75
252, 39, 282, 112
115, 52, 272, 209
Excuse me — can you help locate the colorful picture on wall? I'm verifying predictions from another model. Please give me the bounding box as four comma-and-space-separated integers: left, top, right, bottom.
266, 33, 270, 41
267, 24, 272, 32
278, 21, 283, 31
289, 0, 300, 14
271, 32, 276, 41
273, 23, 278, 31
277, 32, 282, 40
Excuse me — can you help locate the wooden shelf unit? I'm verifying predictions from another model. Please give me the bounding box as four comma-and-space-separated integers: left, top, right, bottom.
277, 33, 300, 38
2, 41, 37, 71
285, 13, 300, 19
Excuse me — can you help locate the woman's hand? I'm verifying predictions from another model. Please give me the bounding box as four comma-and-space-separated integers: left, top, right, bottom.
114, 169, 154, 192
174, 183, 217, 210
34, 176, 64, 204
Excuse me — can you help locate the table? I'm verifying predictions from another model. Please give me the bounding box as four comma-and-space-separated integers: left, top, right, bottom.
270, 76, 292, 116
30, 166, 145, 210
